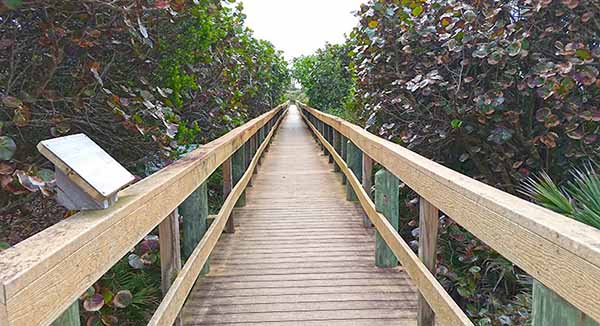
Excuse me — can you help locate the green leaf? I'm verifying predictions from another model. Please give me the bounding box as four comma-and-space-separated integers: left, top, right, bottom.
0, 242, 10, 251
2, 0, 22, 9
113, 290, 133, 308
412, 5, 424, 17
0, 136, 16, 160
450, 119, 463, 129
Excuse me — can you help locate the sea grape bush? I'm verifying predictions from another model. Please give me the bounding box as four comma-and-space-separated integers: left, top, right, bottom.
292, 43, 358, 120
0, 0, 290, 203
352, 0, 599, 193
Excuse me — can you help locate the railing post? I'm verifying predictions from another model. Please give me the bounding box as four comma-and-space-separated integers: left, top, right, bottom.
362, 154, 374, 227
327, 126, 334, 163
345, 140, 362, 201
158, 210, 183, 326
332, 130, 341, 172
180, 182, 209, 274
418, 197, 439, 326
222, 157, 235, 233
532, 281, 595, 326
252, 135, 258, 175
52, 304, 79, 326
374, 169, 400, 267
233, 144, 246, 206
341, 135, 347, 185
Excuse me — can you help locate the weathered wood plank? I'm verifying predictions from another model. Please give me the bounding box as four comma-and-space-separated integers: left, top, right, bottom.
362, 153, 374, 227
51, 303, 79, 326
418, 197, 439, 326
532, 281, 597, 326
222, 158, 234, 233
375, 169, 400, 268
346, 140, 363, 201
301, 104, 600, 322
159, 211, 182, 296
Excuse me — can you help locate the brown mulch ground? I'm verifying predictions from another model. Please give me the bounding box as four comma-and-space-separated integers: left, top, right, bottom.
0, 193, 67, 246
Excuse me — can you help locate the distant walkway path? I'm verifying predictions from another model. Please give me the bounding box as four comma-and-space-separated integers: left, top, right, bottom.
182, 106, 418, 325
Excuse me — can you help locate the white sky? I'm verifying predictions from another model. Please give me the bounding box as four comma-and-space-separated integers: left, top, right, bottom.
241, 0, 365, 61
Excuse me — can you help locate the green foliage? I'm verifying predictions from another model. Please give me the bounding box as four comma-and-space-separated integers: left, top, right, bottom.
82, 237, 161, 325
522, 163, 600, 229
351, 0, 599, 193
0, 0, 290, 203
292, 43, 357, 120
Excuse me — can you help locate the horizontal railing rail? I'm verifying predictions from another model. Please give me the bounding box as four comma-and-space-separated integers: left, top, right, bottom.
298, 102, 600, 324
0, 103, 288, 326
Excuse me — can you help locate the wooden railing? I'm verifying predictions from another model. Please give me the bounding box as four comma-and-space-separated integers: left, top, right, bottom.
0, 103, 288, 326
298, 103, 600, 325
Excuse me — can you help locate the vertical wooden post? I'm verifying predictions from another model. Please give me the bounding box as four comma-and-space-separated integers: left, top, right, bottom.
332, 130, 341, 172
158, 210, 183, 326
345, 140, 363, 201
223, 158, 235, 233
159, 211, 182, 294
361, 154, 374, 227
341, 135, 347, 185
252, 135, 258, 175
327, 126, 334, 163
418, 197, 439, 326
532, 281, 596, 326
180, 182, 209, 274
374, 169, 400, 267
52, 303, 79, 326
233, 145, 246, 207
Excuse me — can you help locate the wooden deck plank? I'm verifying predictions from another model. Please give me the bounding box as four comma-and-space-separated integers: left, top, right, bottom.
183, 106, 418, 325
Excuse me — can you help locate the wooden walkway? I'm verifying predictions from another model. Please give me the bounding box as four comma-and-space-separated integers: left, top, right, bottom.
183, 106, 418, 325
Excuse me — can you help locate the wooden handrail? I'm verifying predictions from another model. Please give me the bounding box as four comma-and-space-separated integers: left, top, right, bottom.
148, 106, 287, 325
0, 103, 288, 326
298, 103, 600, 323
300, 108, 472, 325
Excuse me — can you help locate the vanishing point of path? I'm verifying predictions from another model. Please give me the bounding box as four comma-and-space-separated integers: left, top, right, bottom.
183, 106, 419, 325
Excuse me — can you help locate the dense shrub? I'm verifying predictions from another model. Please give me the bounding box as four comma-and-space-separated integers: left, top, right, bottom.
352, 0, 599, 193
0, 0, 290, 204
292, 43, 357, 120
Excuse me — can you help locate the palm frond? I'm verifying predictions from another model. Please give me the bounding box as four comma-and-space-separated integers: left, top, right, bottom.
566, 163, 600, 229
519, 172, 574, 216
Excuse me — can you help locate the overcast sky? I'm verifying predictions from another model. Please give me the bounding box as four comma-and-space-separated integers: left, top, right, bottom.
242, 0, 365, 61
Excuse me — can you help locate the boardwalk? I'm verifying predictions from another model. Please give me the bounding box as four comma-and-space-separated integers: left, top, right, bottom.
183, 106, 418, 325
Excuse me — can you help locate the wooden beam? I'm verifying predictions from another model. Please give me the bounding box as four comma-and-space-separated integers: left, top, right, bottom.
180, 182, 209, 276
340, 135, 347, 185
0, 104, 287, 326
332, 130, 341, 172
222, 158, 234, 233
233, 143, 247, 206
301, 105, 600, 322
299, 109, 472, 325
362, 154, 374, 227
158, 210, 184, 326
51, 303, 79, 326
532, 281, 596, 326
147, 104, 288, 326
374, 169, 400, 268
418, 197, 439, 326
159, 210, 182, 295
345, 140, 362, 202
